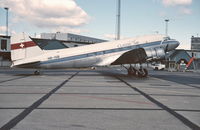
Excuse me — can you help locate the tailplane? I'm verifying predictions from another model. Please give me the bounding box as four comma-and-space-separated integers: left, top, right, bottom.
11, 33, 43, 62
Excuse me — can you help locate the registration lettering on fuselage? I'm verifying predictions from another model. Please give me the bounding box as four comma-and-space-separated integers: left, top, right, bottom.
48, 55, 60, 60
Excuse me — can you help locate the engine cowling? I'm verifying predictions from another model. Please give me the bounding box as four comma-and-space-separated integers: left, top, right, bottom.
145, 47, 165, 61
111, 47, 166, 65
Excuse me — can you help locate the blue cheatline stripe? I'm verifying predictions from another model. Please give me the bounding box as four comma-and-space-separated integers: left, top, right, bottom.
40, 41, 161, 65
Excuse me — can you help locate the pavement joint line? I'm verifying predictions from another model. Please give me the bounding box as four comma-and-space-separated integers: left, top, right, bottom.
139, 86, 198, 89
0, 76, 29, 84
0, 72, 79, 130
141, 87, 200, 96
152, 75, 200, 90
1, 107, 200, 112
115, 76, 200, 130
0, 93, 140, 95
174, 109, 200, 112
0, 107, 163, 110
0, 85, 56, 86
0, 92, 194, 97
148, 94, 200, 97
65, 94, 154, 105
61, 86, 127, 88
187, 85, 200, 89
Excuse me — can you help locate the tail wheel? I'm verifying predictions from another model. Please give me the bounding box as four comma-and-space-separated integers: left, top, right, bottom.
34, 70, 40, 75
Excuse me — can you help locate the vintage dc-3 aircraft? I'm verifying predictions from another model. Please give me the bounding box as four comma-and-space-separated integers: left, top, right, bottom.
11, 33, 179, 77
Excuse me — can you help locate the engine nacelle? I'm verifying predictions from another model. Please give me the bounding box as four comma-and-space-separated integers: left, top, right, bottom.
145, 47, 165, 61
111, 47, 166, 65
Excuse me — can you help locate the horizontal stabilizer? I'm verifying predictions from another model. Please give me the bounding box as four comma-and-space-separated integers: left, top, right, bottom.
30, 38, 68, 50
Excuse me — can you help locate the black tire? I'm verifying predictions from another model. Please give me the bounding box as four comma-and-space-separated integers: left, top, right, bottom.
128, 67, 136, 76
34, 71, 40, 75
135, 70, 139, 77
128, 70, 132, 75
142, 68, 148, 77
137, 68, 148, 78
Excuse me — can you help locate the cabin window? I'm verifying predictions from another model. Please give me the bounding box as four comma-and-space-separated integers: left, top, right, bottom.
96, 52, 104, 56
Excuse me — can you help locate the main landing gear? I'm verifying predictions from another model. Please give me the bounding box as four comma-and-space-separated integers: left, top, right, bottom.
126, 64, 148, 78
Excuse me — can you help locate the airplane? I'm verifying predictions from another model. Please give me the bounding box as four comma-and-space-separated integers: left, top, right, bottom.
10, 33, 179, 77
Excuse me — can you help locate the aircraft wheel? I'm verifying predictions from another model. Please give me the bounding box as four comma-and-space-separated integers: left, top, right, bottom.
34, 70, 40, 75
128, 67, 136, 76
142, 68, 148, 77
137, 69, 143, 78
128, 69, 132, 75
135, 70, 140, 77
138, 68, 148, 78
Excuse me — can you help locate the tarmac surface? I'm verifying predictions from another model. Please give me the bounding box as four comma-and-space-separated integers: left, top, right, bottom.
0, 67, 200, 130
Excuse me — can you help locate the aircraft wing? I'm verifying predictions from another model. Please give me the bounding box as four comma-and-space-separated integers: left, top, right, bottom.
111, 48, 147, 65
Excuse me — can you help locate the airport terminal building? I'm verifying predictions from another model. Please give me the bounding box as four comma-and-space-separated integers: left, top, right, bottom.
167, 36, 200, 71
0, 35, 11, 67
191, 36, 200, 51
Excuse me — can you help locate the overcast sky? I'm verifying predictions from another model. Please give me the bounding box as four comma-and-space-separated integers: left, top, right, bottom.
0, 0, 199, 49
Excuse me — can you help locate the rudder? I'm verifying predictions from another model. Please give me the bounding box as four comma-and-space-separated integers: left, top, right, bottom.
11, 33, 43, 62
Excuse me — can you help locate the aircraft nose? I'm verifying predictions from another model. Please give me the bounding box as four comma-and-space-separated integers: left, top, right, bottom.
167, 40, 180, 51
172, 40, 180, 49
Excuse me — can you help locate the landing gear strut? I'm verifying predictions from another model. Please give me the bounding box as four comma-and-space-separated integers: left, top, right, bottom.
126, 64, 148, 78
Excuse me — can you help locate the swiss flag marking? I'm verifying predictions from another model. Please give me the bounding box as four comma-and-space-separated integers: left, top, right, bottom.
20, 43, 24, 48
11, 41, 36, 50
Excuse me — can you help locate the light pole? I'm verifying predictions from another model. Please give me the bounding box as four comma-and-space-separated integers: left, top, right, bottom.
116, 0, 121, 40
4, 7, 9, 36
165, 19, 169, 36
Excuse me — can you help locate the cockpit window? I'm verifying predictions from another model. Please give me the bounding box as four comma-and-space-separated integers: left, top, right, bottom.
163, 37, 170, 41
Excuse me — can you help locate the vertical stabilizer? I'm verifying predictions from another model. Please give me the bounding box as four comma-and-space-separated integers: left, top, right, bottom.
11, 33, 43, 62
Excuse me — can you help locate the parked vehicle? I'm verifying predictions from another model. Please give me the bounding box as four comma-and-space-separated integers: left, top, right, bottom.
151, 63, 165, 70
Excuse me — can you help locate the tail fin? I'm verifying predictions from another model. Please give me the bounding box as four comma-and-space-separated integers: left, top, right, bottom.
11, 33, 43, 62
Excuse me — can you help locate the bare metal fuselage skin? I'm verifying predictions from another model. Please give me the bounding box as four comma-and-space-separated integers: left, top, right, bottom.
11, 34, 179, 69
